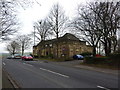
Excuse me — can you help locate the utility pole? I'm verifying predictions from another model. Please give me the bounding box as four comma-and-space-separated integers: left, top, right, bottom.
34, 26, 35, 46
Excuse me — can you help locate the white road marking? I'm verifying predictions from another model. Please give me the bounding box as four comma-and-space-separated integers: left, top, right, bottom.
27, 64, 33, 67
39, 68, 69, 78
23, 63, 26, 64
97, 85, 110, 90
23, 63, 33, 67
3, 62, 6, 65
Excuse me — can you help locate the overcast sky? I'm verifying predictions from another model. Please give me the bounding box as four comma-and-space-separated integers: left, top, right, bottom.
17, 0, 91, 34
1, 0, 93, 53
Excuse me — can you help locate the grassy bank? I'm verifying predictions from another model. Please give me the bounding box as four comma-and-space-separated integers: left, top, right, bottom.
34, 57, 60, 62
82, 53, 120, 70
80, 62, 119, 70
34, 57, 74, 62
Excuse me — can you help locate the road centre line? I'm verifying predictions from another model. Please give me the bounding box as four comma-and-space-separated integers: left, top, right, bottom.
97, 85, 110, 90
3, 62, 6, 65
39, 68, 69, 78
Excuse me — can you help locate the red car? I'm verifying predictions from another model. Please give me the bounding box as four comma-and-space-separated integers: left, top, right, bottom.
21, 55, 33, 61
95, 54, 103, 57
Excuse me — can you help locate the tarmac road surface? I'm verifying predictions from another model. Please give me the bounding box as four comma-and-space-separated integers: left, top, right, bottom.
2, 58, 118, 89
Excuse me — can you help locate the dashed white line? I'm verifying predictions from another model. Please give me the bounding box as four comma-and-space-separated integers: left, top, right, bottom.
23, 63, 33, 67
27, 64, 33, 67
39, 68, 69, 78
3, 62, 6, 65
97, 85, 110, 90
23, 63, 26, 64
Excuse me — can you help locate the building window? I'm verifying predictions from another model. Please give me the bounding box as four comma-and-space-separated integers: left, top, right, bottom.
76, 49, 79, 52
63, 42, 65, 44
62, 47, 66, 51
45, 44, 48, 47
49, 44, 52, 47
70, 49, 73, 52
75, 42, 77, 45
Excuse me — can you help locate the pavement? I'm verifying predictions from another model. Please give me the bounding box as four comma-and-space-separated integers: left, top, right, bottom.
2, 70, 14, 88
2, 58, 119, 88
0, 72, 1, 89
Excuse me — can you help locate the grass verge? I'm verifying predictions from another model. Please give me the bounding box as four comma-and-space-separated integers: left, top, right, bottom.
80, 63, 120, 70
34, 58, 62, 62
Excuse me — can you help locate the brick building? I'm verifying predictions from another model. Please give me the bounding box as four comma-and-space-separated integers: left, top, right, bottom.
33, 33, 93, 60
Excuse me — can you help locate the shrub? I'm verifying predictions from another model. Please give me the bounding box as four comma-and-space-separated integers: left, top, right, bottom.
48, 54, 54, 58
84, 56, 109, 64
80, 52, 93, 57
109, 53, 120, 59
84, 57, 94, 64
94, 57, 109, 64
108, 53, 120, 65
33, 55, 38, 58
40, 54, 54, 58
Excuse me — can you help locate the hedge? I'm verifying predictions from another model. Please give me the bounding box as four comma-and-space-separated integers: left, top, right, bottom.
84, 57, 109, 64
108, 53, 120, 64
80, 52, 93, 57
84, 53, 120, 65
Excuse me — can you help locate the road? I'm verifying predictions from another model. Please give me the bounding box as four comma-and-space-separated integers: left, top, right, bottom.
2, 58, 118, 89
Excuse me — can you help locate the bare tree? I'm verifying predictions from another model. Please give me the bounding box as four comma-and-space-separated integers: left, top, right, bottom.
33, 19, 52, 42
0, 0, 17, 41
6, 41, 20, 55
16, 35, 32, 55
0, 0, 35, 41
71, 4, 102, 56
117, 38, 120, 52
47, 3, 68, 38
47, 3, 68, 58
13, 0, 34, 9
90, 1, 120, 55
71, 1, 120, 56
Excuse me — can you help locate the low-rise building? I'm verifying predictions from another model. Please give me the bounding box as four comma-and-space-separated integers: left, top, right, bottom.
33, 33, 93, 60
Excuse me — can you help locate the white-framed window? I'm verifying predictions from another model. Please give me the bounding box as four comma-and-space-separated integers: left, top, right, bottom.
45, 44, 48, 47
49, 44, 52, 47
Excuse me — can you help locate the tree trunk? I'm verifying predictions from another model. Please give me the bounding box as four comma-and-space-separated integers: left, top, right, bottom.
93, 46, 96, 56
113, 39, 117, 53
22, 45, 24, 55
22, 49, 24, 56
13, 50, 15, 55
108, 39, 111, 55
12, 48, 15, 55
104, 40, 109, 56
56, 33, 59, 58
56, 8, 59, 58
